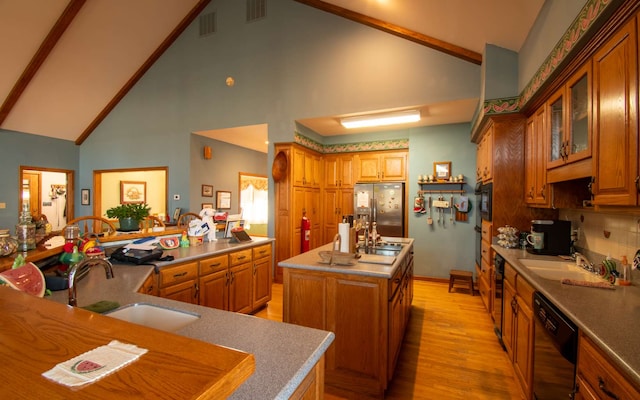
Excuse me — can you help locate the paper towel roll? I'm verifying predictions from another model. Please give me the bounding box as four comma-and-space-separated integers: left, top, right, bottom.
339, 223, 350, 253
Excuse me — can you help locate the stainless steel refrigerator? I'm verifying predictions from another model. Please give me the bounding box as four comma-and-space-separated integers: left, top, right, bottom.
353, 182, 405, 237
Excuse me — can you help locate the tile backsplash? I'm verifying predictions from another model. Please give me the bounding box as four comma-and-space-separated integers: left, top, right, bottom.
560, 209, 640, 263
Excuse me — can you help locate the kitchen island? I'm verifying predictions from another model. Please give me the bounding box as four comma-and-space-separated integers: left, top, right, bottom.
493, 245, 640, 395
278, 238, 414, 399
1, 238, 334, 400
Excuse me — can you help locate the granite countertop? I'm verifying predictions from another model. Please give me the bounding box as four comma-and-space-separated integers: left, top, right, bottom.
278, 237, 414, 278
493, 244, 640, 387
46, 238, 334, 400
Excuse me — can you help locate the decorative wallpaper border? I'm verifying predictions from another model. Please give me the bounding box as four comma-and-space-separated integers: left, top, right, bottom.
293, 132, 409, 154
483, 96, 521, 115
519, 0, 610, 107
473, 0, 613, 131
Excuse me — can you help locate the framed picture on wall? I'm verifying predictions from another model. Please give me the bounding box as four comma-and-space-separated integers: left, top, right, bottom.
216, 191, 231, 209
121, 181, 146, 204
202, 184, 213, 197
81, 189, 90, 205
202, 203, 213, 209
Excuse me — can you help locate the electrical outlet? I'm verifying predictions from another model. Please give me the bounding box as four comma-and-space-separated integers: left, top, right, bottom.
173, 194, 180, 200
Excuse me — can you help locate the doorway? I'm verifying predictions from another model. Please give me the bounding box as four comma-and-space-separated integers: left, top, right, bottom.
20, 166, 74, 231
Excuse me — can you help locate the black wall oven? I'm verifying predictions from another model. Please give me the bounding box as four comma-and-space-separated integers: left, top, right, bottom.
480, 182, 492, 222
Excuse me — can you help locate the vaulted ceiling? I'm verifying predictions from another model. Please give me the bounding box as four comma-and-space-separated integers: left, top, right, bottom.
1, 0, 543, 150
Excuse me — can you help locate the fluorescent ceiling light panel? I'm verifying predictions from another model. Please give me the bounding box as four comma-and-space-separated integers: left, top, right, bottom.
340, 110, 420, 129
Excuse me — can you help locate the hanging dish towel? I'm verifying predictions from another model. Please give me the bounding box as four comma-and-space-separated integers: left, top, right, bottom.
42, 340, 148, 387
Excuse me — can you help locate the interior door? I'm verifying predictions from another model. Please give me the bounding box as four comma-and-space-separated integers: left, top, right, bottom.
23, 171, 41, 217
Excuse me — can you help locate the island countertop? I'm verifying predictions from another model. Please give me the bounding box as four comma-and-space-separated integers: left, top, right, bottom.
278, 237, 414, 279
40, 237, 334, 399
493, 245, 640, 388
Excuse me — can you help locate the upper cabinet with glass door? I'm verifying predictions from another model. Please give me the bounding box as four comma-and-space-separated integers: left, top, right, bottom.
547, 61, 592, 171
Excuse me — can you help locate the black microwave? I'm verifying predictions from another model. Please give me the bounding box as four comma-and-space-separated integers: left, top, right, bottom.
480, 182, 492, 221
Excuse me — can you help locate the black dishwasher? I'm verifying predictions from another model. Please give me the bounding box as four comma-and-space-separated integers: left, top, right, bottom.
532, 292, 578, 399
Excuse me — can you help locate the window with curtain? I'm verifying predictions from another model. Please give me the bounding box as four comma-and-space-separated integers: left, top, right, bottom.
239, 173, 268, 235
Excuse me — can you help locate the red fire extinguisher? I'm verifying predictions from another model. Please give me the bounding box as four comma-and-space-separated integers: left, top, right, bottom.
301, 212, 311, 253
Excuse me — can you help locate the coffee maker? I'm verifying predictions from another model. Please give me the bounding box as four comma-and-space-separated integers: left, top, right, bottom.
528, 219, 572, 255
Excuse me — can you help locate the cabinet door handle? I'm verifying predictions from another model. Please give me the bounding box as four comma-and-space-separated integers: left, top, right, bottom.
539, 184, 546, 199
635, 176, 639, 193
225, 272, 230, 286
528, 187, 534, 199
194, 283, 199, 298
237, 255, 246, 260
253, 265, 257, 276
598, 377, 619, 399
209, 262, 221, 268
588, 176, 595, 195
230, 272, 235, 284
511, 298, 517, 313
173, 271, 187, 278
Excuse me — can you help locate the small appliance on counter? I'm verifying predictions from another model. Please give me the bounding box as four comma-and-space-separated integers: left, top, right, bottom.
527, 219, 572, 256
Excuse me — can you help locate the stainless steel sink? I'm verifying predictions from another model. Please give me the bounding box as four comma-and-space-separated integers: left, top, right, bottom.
105, 303, 200, 332
518, 259, 605, 282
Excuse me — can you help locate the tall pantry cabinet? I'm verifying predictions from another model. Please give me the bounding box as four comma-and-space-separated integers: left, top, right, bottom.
273, 143, 322, 283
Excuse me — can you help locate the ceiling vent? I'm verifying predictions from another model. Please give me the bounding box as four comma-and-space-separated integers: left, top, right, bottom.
199, 11, 217, 37
246, 0, 266, 22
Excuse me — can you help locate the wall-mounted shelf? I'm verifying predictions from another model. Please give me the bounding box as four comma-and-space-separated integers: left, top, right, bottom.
418, 181, 466, 194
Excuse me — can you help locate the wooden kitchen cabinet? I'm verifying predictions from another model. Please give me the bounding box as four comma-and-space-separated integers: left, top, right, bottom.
477, 220, 493, 313
274, 143, 323, 282
321, 187, 354, 244
158, 261, 199, 304
197, 245, 271, 313
137, 272, 156, 296
524, 106, 551, 207
283, 245, 414, 398
575, 333, 640, 400
546, 61, 592, 173
477, 124, 493, 182
591, 16, 638, 206
324, 153, 354, 188
252, 243, 272, 310
198, 254, 229, 310
292, 146, 321, 187
355, 150, 407, 182
228, 248, 253, 313
503, 262, 534, 399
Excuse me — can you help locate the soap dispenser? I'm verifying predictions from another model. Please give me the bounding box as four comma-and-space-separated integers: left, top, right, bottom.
619, 255, 632, 286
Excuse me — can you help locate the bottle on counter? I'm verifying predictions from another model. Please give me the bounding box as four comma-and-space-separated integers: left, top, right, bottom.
180, 231, 190, 248
619, 255, 632, 286
15, 203, 36, 252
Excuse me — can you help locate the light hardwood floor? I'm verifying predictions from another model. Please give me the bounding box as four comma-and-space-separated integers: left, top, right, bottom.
254, 280, 523, 399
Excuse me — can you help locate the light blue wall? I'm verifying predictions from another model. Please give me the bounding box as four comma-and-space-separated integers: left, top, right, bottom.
0, 129, 78, 229
189, 135, 267, 213
483, 44, 519, 99
518, 0, 588, 91
407, 123, 476, 278
78, 0, 480, 240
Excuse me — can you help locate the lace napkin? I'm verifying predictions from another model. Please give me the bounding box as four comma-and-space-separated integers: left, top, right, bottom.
42, 340, 148, 387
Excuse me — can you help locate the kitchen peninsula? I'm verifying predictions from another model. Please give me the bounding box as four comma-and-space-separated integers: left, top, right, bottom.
1, 238, 334, 400
279, 238, 414, 399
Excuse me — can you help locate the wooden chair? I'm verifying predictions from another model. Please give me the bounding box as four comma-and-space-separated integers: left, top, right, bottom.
139, 215, 166, 231
177, 212, 201, 229
64, 216, 117, 238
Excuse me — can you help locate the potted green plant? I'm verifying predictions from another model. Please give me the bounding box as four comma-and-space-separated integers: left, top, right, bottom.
105, 203, 151, 231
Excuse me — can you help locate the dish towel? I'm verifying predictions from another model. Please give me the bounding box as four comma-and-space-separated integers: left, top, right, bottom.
560, 278, 615, 290
42, 340, 148, 387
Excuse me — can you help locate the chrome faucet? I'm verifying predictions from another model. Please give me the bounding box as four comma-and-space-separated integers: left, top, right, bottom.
574, 252, 595, 273
68, 256, 114, 306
